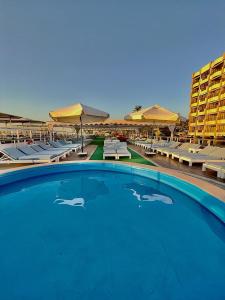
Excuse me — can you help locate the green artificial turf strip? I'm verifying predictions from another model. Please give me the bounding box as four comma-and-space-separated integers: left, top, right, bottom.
90, 143, 155, 166
90, 137, 105, 146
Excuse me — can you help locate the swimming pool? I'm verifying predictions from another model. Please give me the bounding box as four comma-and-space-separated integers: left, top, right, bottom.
0, 162, 225, 300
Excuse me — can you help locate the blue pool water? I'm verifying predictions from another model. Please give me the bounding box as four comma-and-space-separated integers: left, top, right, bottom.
0, 169, 225, 300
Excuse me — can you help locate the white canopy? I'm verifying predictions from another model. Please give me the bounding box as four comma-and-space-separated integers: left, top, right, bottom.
49, 103, 109, 124
125, 104, 179, 124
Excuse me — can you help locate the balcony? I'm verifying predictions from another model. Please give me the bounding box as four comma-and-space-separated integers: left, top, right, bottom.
219, 105, 225, 112
197, 120, 204, 125
206, 108, 218, 114
201, 63, 211, 74
204, 132, 216, 136
191, 102, 198, 107
211, 55, 224, 68
199, 89, 207, 95
217, 119, 225, 124
199, 76, 209, 84
189, 122, 196, 126
208, 95, 219, 102
190, 111, 197, 116
193, 71, 200, 78
220, 92, 225, 99
197, 110, 206, 115
205, 120, 217, 125
209, 82, 220, 91
192, 92, 199, 97
210, 70, 222, 80
192, 82, 199, 88
198, 98, 206, 105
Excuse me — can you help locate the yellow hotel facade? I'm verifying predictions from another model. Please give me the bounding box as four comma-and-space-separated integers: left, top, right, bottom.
188, 53, 225, 144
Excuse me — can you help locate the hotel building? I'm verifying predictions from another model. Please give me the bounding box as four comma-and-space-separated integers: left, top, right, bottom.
188, 53, 225, 144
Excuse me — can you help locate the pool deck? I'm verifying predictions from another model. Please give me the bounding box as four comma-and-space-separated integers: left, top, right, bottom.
0, 143, 225, 200
1, 159, 225, 203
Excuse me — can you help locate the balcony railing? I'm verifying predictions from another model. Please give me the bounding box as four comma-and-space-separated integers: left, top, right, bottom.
209, 82, 220, 91
193, 71, 200, 78
197, 120, 204, 125
211, 56, 224, 68
206, 108, 218, 114
217, 119, 225, 124
199, 76, 209, 84
198, 110, 206, 116
208, 95, 219, 102
199, 89, 207, 95
218, 105, 225, 112
210, 70, 222, 80
192, 82, 199, 88
192, 92, 199, 97
200, 63, 211, 74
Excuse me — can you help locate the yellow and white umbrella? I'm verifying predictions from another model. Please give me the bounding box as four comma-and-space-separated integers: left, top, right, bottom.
49, 103, 109, 152
125, 104, 179, 124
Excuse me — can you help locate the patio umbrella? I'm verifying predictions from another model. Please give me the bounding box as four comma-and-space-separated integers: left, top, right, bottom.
49, 103, 109, 152
125, 104, 179, 143
124, 104, 179, 123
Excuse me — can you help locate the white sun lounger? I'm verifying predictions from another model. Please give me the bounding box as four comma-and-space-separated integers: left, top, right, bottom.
171, 144, 202, 160
202, 162, 225, 178
31, 144, 71, 157
116, 144, 131, 159
158, 143, 189, 157
0, 147, 58, 164
160, 143, 199, 158
156, 142, 180, 155
103, 147, 117, 159
103, 142, 131, 160
36, 142, 72, 154
17, 145, 69, 161
49, 141, 81, 152
178, 147, 225, 167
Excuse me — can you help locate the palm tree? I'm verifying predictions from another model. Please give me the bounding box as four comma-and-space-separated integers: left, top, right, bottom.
133, 105, 142, 112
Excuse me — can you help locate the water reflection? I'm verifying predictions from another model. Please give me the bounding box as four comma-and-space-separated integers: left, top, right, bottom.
126, 183, 173, 207
54, 198, 85, 207
55, 175, 109, 208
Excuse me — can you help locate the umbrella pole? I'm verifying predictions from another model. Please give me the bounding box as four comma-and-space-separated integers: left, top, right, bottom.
80, 116, 84, 152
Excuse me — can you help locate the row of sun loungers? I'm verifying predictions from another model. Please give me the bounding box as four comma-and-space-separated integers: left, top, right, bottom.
149, 142, 225, 167
0, 140, 82, 164
133, 139, 225, 178
103, 141, 131, 160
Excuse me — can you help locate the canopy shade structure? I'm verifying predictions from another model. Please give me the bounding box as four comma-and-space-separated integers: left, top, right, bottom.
0, 112, 45, 125
124, 104, 179, 124
49, 103, 109, 124
49, 103, 109, 152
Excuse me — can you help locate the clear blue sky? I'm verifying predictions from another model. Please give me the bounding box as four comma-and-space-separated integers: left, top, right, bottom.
0, 0, 225, 121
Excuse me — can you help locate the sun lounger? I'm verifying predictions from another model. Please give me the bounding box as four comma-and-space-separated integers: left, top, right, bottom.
103, 142, 131, 160
202, 162, 225, 178
178, 147, 225, 166
31, 144, 71, 157
36, 142, 72, 154
156, 142, 180, 155
171, 144, 202, 160
0, 147, 58, 164
103, 147, 117, 159
142, 140, 168, 150
58, 140, 84, 147
49, 141, 81, 152
161, 143, 196, 158
116, 144, 131, 159
17, 145, 69, 160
